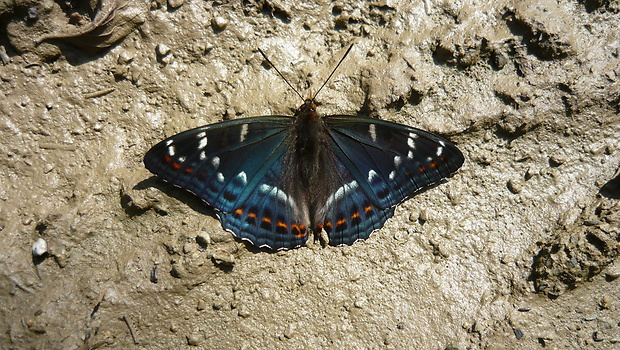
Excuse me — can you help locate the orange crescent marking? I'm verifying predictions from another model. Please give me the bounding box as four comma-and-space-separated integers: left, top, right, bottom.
172, 162, 181, 170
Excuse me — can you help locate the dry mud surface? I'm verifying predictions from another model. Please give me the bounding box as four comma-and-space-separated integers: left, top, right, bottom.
1, 0, 620, 349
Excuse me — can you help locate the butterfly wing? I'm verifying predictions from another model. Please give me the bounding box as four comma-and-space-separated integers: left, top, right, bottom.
315, 161, 396, 246
144, 117, 309, 250
318, 115, 464, 246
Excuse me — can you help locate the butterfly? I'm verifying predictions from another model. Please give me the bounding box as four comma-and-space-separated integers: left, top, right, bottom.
144, 45, 464, 250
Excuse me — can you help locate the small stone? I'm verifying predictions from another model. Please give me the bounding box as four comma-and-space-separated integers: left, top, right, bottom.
524, 167, 538, 180
32, 238, 48, 257
196, 231, 211, 247
507, 178, 524, 194
186, 333, 202, 346
514, 328, 524, 340
283, 324, 294, 339
211, 16, 229, 31
117, 51, 135, 64
212, 300, 226, 310
584, 220, 600, 226
156, 44, 171, 57
168, 0, 186, 8
197, 299, 206, 311
353, 297, 366, 308
518, 306, 532, 312
549, 153, 566, 167
605, 265, 620, 281
237, 304, 251, 318
599, 295, 613, 310
212, 250, 235, 266
183, 242, 195, 254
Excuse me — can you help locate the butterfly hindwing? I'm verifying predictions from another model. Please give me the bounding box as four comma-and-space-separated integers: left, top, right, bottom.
218, 159, 310, 249
315, 160, 396, 246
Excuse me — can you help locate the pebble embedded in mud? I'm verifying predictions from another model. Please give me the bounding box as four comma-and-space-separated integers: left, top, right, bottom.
156, 44, 171, 57
186, 333, 202, 346
507, 178, 524, 194
32, 238, 48, 257
196, 299, 206, 311
211, 16, 228, 31
237, 304, 251, 318
168, 0, 186, 8
211, 250, 235, 266
599, 295, 613, 310
196, 231, 211, 247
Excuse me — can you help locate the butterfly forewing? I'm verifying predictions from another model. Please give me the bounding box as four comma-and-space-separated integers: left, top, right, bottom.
324, 116, 465, 210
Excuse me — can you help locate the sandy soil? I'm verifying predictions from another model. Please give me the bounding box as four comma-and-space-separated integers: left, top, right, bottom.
1, 0, 619, 349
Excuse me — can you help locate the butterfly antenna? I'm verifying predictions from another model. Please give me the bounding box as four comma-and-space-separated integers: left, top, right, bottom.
313, 43, 354, 100
258, 48, 304, 101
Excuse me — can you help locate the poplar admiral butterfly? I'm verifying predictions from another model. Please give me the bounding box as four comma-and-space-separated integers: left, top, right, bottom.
144, 44, 464, 250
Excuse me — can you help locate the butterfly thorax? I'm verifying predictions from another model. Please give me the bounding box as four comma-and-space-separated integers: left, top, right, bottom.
284, 99, 338, 225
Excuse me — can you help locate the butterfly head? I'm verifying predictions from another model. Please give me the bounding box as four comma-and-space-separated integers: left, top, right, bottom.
299, 99, 317, 113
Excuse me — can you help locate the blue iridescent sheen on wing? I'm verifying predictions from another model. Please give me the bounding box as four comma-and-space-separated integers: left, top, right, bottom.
313, 116, 464, 246
144, 106, 464, 250
145, 116, 311, 249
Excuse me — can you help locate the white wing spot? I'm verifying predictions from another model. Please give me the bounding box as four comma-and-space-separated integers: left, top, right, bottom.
407, 150, 414, 159
196, 131, 206, 138
436, 146, 443, 156
332, 181, 359, 202
408, 138, 416, 149
409, 132, 418, 139
389, 170, 396, 180
178, 156, 186, 163
198, 137, 207, 150
167, 145, 175, 156
369, 124, 377, 142
240, 124, 249, 142
236, 171, 247, 185
368, 169, 378, 182
321, 180, 359, 214
216, 172, 225, 183
165, 140, 173, 146
394, 155, 402, 167
200, 151, 206, 160
259, 184, 299, 212
426, 157, 433, 162
211, 156, 220, 168
439, 140, 446, 147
